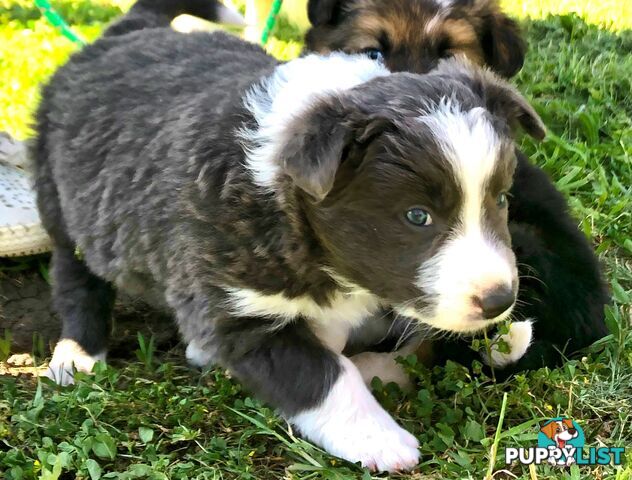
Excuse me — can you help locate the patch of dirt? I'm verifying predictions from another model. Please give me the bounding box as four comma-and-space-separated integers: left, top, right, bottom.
0, 362, 43, 377
0, 266, 178, 359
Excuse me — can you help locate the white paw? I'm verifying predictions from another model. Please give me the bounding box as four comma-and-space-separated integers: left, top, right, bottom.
326, 405, 420, 472
483, 320, 533, 368
351, 351, 412, 390
291, 356, 419, 472
42, 339, 106, 386
185, 341, 216, 368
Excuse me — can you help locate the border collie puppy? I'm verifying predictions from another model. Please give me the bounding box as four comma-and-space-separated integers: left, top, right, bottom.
304, 0, 609, 376
34, 0, 546, 471
305, 0, 526, 78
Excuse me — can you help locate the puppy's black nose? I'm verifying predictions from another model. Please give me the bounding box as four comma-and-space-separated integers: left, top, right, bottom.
475, 287, 515, 319
568, 428, 577, 435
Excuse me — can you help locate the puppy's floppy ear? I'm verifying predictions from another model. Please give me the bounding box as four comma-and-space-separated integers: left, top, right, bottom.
435, 58, 545, 139
484, 79, 546, 140
539, 421, 556, 439
478, 3, 526, 77
307, 0, 346, 26
278, 103, 350, 201
277, 100, 389, 202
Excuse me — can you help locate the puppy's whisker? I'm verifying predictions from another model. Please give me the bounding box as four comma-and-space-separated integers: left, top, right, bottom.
519, 274, 547, 288
516, 262, 541, 276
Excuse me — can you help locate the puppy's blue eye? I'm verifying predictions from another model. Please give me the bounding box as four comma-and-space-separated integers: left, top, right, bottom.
497, 192, 508, 208
405, 208, 433, 226
363, 48, 384, 62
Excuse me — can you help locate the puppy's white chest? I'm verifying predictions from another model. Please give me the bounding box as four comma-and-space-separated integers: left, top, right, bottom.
308, 291, 382, 352
224, 287, 381, 352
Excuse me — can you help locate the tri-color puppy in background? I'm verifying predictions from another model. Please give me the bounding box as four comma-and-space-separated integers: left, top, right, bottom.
305, 0, 526, 77
246, 0, 525, 77
36, 0, 547, 471
302, 0, 608, 377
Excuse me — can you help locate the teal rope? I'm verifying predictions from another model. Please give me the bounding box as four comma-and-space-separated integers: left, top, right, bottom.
260, 0, 283, 46
35, 0, 86, 46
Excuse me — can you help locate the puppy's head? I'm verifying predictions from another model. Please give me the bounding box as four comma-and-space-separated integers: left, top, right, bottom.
305, 0, 526, 78
243, 56, 544, 333
540, 419, 578, 444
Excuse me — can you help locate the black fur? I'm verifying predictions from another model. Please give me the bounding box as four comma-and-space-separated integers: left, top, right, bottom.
51, 247, 115, 356
216, 316, 341, 416
307, 0, 345, 26
479, 9, 525, 77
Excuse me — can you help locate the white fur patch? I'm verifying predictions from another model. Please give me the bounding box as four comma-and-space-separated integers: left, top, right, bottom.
290, 356, 419, 472
406, 101, 516, 333
433, 0, 455, 8
351, 348, 413, 390
43, 339, 106, 386
224, 286, 381, 352
419, 101, 500, 236
239, 53, 390, 189
185, 340, 216, 367
483, 320, 533, 368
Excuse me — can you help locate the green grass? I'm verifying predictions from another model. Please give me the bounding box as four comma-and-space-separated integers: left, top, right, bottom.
1, 1, 631, 479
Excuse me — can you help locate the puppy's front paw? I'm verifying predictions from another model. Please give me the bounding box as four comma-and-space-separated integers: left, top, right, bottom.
291, 357, 419, 472
331, 408, 420, 472
483, 320, 533, 368
42, 339, 106, 386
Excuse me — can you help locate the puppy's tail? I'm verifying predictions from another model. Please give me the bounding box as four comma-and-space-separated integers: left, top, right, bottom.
104, 0, 245, 37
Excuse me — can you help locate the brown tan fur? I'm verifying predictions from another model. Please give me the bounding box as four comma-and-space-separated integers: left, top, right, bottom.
540, 419, 575, 440
305, 0, 526, 77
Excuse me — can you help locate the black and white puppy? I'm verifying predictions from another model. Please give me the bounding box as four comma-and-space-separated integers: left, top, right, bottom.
35, 0, 545, 471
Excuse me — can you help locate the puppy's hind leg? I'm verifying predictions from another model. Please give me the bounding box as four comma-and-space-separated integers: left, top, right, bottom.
44, 247, 114, 385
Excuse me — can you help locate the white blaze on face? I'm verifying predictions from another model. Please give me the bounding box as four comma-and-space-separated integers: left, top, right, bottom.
407, 100, 517, 333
